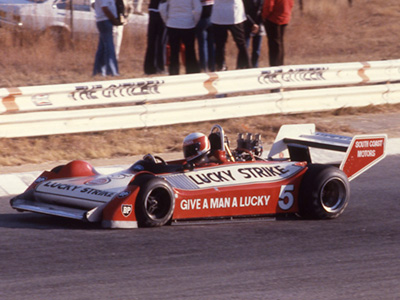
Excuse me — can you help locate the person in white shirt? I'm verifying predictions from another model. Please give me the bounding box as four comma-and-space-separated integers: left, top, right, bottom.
159, 0, 202, 75
211, 0, 250, 71
92, 0, 120, 76
92, 0, 131, 60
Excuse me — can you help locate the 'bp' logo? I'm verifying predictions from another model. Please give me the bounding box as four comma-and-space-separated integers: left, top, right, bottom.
121, 204, 133, 217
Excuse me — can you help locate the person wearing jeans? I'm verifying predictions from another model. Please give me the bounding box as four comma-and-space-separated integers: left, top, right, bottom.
196, 0, 215, 72
93, 0, 121, 76
243, 0, 264, 68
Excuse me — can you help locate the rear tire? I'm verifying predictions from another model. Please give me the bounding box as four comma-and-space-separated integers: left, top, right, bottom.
298, 164, 350, 219
135, 178, 175, 227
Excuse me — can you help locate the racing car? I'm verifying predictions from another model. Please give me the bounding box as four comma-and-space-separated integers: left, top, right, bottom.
10, 124, 387, 228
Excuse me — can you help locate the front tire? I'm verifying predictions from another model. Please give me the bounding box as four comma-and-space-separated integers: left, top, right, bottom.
298, 164, 350, 219
135, 178, 175, 227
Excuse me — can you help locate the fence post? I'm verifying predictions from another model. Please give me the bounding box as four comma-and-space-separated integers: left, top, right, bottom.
69, 0, 74, 39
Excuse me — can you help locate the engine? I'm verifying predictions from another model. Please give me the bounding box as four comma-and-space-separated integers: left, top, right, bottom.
234, 133, 263, 161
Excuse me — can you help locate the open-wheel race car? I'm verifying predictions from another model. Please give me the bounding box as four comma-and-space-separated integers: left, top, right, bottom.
10, 124, 387, 228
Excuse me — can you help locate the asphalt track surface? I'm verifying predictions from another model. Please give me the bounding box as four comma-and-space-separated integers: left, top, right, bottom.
0, 156, 399, 300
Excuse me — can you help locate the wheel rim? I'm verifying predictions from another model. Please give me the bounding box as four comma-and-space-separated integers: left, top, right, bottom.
320, 177, 347, 213
144, 187, 172, 221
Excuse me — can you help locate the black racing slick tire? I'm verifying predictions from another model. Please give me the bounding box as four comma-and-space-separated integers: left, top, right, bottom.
298, 164, 350, 219
135, 177, 175, 227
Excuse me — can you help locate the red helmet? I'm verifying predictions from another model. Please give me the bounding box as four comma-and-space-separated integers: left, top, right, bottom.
183, 132, 211, 163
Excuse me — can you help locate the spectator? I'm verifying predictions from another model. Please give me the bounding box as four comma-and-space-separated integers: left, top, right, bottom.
196, 0, 215, 72
211, 0, 250, 71
113, 0, 133, 60
243, 0, 264, 68
144, 0, 167, 75
92, 0, 121, 76
159, 0, 202, 75
262, 0, 294, 66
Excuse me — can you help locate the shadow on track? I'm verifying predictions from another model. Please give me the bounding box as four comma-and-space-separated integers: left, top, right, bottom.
0, 212, 101, 230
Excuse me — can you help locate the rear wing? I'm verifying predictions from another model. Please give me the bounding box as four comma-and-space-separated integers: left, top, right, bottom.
268, 124, 387, 181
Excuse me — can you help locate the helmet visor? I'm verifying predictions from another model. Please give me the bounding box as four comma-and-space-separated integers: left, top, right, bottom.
184, 142, 200, 159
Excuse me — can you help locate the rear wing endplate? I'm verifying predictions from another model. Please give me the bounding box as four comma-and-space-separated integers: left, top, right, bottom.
268, 124, 387, 181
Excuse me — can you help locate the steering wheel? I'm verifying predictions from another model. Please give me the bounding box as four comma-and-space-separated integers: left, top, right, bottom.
143, 154, 167, 165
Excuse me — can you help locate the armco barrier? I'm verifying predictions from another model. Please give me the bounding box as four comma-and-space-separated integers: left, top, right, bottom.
1, 59, 400, 137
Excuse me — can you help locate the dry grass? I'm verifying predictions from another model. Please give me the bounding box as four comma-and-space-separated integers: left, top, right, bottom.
1, 0, 400, 166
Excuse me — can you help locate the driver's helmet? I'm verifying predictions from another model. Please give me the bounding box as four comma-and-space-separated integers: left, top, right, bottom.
183, 132, 211, 163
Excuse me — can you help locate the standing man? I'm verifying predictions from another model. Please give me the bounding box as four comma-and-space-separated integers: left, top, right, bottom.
159, 0, 202, 75
262, 0, 294, 66
113, 0, 133, 60
143, 0, 166, 75
196, 0, 215, 72
243, 0, 264, 68
211, 0, 250, 71
92, 0, 121, 76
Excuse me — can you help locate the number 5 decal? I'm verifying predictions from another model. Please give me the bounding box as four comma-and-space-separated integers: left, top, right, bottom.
278, 185, 294, 210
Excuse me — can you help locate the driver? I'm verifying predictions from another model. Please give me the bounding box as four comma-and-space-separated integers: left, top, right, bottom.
182, 132, 211, 165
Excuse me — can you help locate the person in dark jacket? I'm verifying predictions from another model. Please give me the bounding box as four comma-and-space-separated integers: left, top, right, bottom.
143, 0, 166, 75
243, 0, 264, 68
196, 0, 215, 72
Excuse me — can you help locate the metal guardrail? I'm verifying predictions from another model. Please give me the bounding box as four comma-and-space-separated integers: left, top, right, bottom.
1, 59, 400, 138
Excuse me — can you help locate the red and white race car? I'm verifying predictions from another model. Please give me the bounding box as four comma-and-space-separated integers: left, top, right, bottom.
10, 124, 387, 228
